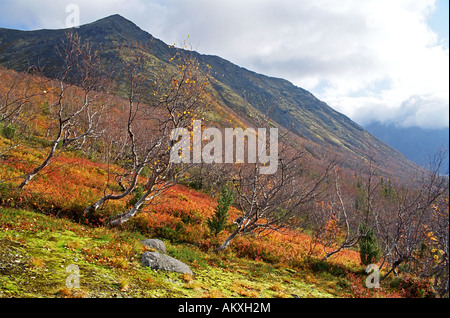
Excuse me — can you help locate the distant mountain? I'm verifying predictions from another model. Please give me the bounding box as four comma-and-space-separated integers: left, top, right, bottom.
365, 122, 449, 174
0, 14, 420, 181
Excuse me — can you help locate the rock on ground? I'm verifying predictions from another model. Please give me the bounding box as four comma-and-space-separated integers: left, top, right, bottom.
141, 251, 193, 275
140, 239, 166, 254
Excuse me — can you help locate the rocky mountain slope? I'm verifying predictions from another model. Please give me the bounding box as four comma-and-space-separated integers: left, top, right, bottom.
0, 14, 420, 180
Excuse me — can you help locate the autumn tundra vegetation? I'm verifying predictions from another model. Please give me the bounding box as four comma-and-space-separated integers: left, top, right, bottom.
0, 30, 448, 298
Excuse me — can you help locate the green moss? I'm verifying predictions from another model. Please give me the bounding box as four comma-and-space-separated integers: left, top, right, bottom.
0, 207, 357, 298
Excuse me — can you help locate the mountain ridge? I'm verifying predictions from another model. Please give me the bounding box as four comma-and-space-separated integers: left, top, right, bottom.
0, 14, 420, 181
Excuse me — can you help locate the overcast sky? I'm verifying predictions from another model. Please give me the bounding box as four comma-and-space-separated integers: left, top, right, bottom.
0, 0, 448, 130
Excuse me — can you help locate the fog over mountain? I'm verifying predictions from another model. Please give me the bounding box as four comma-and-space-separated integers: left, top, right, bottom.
365, 122, 449, 174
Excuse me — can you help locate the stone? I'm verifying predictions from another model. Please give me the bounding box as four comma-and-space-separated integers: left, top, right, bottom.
141, 239, 166, 254
141, 251, 193, 275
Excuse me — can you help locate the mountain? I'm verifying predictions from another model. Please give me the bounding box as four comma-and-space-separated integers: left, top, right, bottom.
0, 14, 420, 181
0, 14, 172, 78
365, 122, 449, 174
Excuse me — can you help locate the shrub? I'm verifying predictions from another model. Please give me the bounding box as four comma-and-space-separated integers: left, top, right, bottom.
359, 223, 380, 266
390, 275, 435, 298
309, 259, 347, 277
41, 101, 50, 115
207, 186, 234, 236
157, 222, 185, 243
1, 123, 19, 140
127, 186, 145, 209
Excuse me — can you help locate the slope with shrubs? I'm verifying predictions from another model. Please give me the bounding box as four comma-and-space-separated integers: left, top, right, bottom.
1, 133, 430, 298
0, 61, 440, 298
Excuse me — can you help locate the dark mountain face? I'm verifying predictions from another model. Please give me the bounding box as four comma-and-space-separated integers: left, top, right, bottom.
0, 15, 168, 76
365, 122, 449, 174
0, 14, 420, 180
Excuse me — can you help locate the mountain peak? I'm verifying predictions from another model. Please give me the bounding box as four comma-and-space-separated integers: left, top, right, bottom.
83, 14, 141, 32
102, 14, 127, 20
90, 14, 134, 25
77, 14, 155, 44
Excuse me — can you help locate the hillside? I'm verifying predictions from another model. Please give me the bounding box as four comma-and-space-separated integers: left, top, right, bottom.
0, 129, 414, 299
0, 128, 418, 299
1, 15, 447, 300
0, 205, 403, 299
0, 14, 420, 181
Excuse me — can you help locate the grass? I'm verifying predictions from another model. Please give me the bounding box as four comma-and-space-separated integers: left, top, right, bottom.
0, 134, 432, 299
1, 206, 420, 298
0, 207, 357, 298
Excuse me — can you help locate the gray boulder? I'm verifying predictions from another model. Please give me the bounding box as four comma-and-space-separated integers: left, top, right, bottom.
141, 252, 193, 275
141, 239, 166, 254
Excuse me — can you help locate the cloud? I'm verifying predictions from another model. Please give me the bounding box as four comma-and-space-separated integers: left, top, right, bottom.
0, 0, 448, 129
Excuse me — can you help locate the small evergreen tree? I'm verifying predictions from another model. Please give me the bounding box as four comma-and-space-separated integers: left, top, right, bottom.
354, 179, 366, 212
359, 223, 380, 266
207, 186, 234, 236
380, 177, 396, 199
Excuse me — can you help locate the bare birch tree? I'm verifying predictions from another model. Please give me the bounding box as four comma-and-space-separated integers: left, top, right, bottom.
376, 152, 448, 282
82, 45, 209, 227
0, 67, 48, 158
18, 32, 107, 189
82, 43, 150, 214
321, 169, 364, 260
217, 143, 336, 251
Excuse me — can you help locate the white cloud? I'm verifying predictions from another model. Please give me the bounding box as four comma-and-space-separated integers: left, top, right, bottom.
313, 1, 449, 129
0, 0, 448, 129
